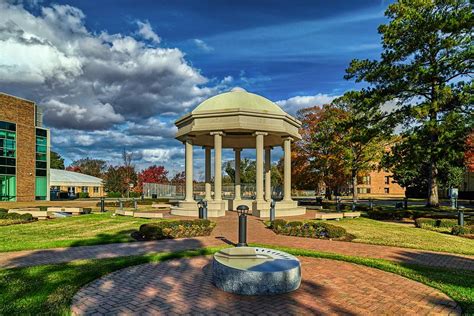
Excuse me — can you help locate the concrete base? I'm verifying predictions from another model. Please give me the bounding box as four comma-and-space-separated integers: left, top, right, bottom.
252, 200, 306, 218
228, 199, 253, 211
212, 247, 301, 295
171, 200, 226, 217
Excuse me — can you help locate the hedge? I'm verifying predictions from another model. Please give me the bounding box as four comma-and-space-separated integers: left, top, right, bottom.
139, 219, 216, 240
415, 218, 459, 230
96, 198, 170, 208
451, 225, 474, 236
77, 192, 89, 198
0, 211, 36, 226
367, 207, 413, 220
268, 220, 352, 240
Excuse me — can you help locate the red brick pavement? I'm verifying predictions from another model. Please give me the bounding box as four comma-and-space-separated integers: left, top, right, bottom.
1, 211, 473, 270
71, 256, 462, 315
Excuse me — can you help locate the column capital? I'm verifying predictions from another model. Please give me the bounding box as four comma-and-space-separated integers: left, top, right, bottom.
264, 146, 273, 150
210, 131, 225, 136
253, 131, 268, 136
183, 136, 195, 144
233, 148, 242, 152
282, 136, 293, 142
202, 146, 212, 150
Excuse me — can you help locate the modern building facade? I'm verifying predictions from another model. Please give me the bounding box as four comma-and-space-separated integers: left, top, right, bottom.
50, 169, 104, 199
0, 93, 50, 202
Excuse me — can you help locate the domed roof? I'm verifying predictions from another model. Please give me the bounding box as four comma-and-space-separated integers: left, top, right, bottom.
192, 87, 286, 115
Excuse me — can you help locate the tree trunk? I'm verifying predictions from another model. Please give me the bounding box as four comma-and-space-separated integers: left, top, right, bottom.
427, 162, 439, 207
352, 170, 358, 203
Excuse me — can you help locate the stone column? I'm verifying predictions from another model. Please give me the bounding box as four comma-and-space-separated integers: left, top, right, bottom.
255, 132, 267, 201
204, 146, 212, 200
283, 137, 292, 201
234, 148, 242, 200
184, 138, 194, 202
211, 132, 224, 201
265, 146, 272, 201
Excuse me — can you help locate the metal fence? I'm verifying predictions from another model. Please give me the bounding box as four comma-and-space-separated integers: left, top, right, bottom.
143, 182, 283, 199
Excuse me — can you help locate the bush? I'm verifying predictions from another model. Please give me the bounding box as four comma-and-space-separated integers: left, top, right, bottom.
355, 204, 370, 212
0, 212, 36, 226
438, 219, 458, 228
269, 220, 351, 240
451, 225, 474, 236
139, 219, 216, 240
77, 192, 89, 198
415, 218, 437, 228
367, 207, 413, 220
107, 192, 122, 198
129, 192, 142, 198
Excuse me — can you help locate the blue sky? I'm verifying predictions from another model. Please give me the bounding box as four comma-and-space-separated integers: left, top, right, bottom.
0, 0, 391, 178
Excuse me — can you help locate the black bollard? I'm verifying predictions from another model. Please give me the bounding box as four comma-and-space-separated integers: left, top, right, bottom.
404, 197, 408, 210
369, 198, 373, 210
237, 205, 250, 247
270, 199, 276, 222
458, 208, 464, 226
118, 199, 123, 210
100, 197, 105, 212
202, 200, 208, 219
336, 196, 341, 212
197, 200, 204, 219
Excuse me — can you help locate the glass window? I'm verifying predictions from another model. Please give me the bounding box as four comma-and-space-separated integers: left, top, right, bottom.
93, 187, 99, 193
35, 176, 47, 200
0, 175, 16, 201
36, 153, 47, 161
0, 121, 16, 131
384, 176, 390, 185
384, 188, 390, 194
82, 186, 88, 193
36, 128, 47, 137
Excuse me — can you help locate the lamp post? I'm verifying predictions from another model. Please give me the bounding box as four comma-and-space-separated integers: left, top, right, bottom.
236, 205, 251, 247
270, 199, 276, 222
197, 199, 208, 219
100, 197, 105, 212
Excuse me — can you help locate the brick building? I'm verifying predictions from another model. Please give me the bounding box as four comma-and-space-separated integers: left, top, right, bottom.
356, 170, 405, 197
0, 93, 50, 201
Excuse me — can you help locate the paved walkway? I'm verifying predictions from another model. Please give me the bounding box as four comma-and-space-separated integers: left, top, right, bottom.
1, 211, 473, 270
71, 256, 461, 315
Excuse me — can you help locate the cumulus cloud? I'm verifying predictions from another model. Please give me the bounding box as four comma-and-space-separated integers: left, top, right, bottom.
141, 147, 184, 163
193, 38, 214, 52
276, 93, 338, 115
136, 20, 160, 44
0, 2, 214, 130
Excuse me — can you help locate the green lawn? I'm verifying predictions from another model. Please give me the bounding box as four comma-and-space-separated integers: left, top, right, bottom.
1, 246, 472, 314
0, 212, 153, 252
332, 217, 474, 255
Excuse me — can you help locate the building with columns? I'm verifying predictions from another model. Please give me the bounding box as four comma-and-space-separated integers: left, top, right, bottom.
172, 87, 306, 218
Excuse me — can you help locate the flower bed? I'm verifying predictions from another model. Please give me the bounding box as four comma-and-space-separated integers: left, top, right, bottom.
138, 219, 216, 240
266, 219, 353, 240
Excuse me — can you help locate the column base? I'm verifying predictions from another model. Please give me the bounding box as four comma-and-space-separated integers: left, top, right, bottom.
171, 200, 226, 217
228, 199, 253, 211
251, 200, 306, 218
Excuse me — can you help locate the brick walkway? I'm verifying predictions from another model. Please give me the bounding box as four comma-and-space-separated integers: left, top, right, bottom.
71, 256, 461, 315
1, 211, 473, 270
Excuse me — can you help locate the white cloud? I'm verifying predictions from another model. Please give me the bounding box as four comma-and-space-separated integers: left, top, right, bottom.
193, 38, 214, 52
276, 93, 338, 115
0, 2, 215, 129
141, 148, 184, 163
136, 20, 161, 44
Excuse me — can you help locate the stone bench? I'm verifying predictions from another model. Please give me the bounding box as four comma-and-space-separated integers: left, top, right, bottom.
151, 203, 171, 210
8, 208, 48, 220
315, 213, 344, 220
133, 212, 163, 219
343, 212, 361, 218
47, 207, 90, 215
115, 210, 134, 216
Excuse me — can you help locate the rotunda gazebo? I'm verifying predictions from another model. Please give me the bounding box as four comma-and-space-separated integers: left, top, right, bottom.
171, 87, 306, 218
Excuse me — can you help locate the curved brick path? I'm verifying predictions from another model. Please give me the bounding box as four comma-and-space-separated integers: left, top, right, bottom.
71, 256, 461, 315
1, 211, 473, 270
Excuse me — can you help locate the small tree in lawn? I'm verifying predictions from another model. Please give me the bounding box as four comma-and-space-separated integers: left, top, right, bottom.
344, 0, 473, 206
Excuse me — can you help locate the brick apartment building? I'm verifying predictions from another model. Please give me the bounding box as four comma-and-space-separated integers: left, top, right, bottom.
356, 170, 405, 197
0, 93, 50, 201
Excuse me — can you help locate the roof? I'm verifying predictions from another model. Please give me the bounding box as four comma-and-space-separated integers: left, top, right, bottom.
192, 87, 286, 115
50, 169, 103, 186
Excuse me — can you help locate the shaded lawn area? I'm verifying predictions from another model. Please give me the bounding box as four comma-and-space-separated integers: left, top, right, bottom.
0, 212, 154, 252
0, 246, 472, 314
331, 217, 474, 255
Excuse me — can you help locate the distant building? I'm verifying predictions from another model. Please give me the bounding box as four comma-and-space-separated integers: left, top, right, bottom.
50, 169, 104, 199
0, 93, 50, 201
356, 170, 405, 197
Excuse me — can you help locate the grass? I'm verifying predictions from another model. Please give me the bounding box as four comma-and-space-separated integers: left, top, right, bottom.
330, 217, 474, 255
1, 245, 472, 314
0, 212, 154, 252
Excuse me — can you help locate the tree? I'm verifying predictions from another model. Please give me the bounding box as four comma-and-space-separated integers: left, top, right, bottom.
292, 104, 351, 198
121, 149, 136, 197
344, 0, 473, 206
334, 91, 392, 203
50, 151, 65, 169
103, 165, 138, 197
67, 158, 107, 178
225, 157, 282, 187
137, 165, 169, 193
170, 171, 186, 184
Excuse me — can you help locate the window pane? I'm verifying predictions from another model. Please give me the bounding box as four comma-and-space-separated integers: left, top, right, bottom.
36, 153, 47, 161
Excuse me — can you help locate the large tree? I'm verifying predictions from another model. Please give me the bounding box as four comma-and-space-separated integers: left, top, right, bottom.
345, 0, 473, 206
67, 158, 107, 178
292, 104, 351, 198
137, 165, 169, 193
50, 151, 65, 169
335, 91, 392, 202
